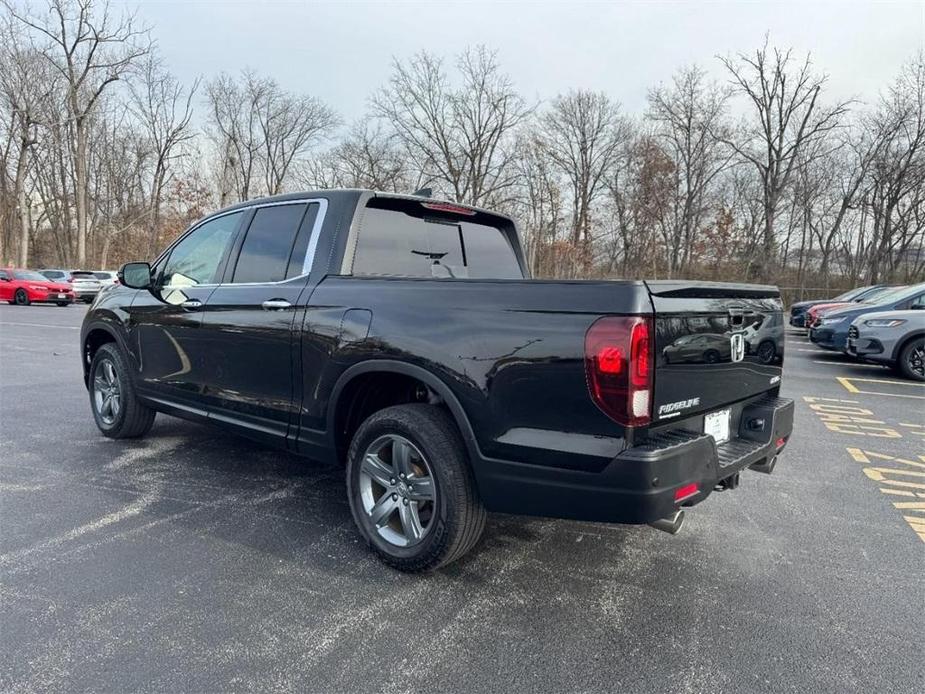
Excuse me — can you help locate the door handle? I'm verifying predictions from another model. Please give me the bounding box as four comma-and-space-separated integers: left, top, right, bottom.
181, 299, 203, 310
262, 299, 292, 311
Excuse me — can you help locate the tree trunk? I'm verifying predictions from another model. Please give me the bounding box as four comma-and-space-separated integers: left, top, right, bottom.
14, 140, 30, 267
75, 121, 89, 267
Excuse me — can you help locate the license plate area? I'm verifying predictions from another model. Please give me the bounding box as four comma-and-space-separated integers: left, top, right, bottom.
704, 409, 731, 444
57, 293, 66, 299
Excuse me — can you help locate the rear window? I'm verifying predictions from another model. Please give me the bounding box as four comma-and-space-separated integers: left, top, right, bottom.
231, 203, 308, 283
93, 272, 112, 279
352, 199, 523, 279
71, 271, 96, 278
41, 270, 65, 279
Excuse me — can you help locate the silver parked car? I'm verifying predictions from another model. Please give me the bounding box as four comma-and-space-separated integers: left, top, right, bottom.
846, 309, 925, 381
38, 269, 102, 303
92, 270, 119, 287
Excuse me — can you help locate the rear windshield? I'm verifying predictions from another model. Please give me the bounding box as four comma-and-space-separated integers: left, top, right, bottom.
93, 272, 112, 279
352, 199, 523, 279
72, 271, 97, 278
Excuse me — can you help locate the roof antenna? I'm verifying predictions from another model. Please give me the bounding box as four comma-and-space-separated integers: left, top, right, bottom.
412, 187, 432, 198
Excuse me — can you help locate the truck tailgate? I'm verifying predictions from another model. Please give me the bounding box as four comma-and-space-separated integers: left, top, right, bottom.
646, 280, 784, 423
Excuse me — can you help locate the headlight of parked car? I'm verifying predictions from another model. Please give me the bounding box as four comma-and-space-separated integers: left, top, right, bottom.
822, 317, 846, 325
863, 318, 907, 328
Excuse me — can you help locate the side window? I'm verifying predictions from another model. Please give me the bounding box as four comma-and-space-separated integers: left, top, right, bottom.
231, 204, 307, 283
907, 293, 925, 309
161, 212, 242, 288
0, 270, 8, 280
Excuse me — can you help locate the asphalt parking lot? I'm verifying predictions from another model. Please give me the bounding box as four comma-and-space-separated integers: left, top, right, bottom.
1, 303, 923, 694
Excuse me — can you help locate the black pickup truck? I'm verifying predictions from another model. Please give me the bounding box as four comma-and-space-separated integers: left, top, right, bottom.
81, 190, 794, 571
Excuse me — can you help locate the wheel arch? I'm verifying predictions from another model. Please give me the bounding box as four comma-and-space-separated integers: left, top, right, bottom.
327, 360, 481, 465
892, 330, 925, 362
81, 320, 129, 387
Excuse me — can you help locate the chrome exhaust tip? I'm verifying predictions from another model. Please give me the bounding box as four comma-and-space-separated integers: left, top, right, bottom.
649, 509, 685, 535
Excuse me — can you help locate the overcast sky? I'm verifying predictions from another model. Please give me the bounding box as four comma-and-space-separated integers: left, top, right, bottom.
136, 0, 923, 121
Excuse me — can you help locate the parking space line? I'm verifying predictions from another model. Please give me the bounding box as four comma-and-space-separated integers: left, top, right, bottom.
812, 360, 884, 369
837, 376, 925, 399
0, 322, 79, 330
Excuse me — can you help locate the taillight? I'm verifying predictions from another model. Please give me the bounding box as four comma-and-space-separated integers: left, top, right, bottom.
584, 316, 653, 427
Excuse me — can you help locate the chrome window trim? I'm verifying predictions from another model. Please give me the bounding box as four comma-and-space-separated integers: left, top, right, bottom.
156, 197, 329, 290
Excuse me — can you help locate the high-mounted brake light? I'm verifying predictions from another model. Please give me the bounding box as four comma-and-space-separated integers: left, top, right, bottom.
584, 316, 653, 427
420, 201, 477, 216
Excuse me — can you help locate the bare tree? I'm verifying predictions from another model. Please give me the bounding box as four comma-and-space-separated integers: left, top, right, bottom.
129, 54, 198, 255
372, 46, 529, 205
647, 65, 733, 276
865, 54, 925, 282
257, 81, 338, 195
306, 120, 413, 192
5, 0, 150, 266
539, 90, 628, 255
0, 20, 56, 265
720, 39, 850, 280
206, 70, 337, 203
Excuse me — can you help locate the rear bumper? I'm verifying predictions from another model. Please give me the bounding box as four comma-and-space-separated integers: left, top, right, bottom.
476, 395, 794, 524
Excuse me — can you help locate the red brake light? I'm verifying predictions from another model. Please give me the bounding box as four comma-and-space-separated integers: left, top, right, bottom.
420, 201, 477, 216
585, 316, 653, 427
674, 483, 699, 503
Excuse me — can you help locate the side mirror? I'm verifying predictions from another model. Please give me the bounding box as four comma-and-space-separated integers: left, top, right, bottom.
119, 262, 153, 290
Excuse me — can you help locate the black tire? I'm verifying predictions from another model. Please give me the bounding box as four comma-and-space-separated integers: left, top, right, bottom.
14, 289, 29, 306
346, 404, 486, 572
757, 340, 776, 364
89, 343, 156, 438
56, 302, 69, 307
704, 349, 720, 364
897, 338, 925, 381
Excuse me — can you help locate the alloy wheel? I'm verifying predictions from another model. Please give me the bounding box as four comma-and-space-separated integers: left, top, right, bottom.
93, 359, 122, 425
358, 434, 436, 547
910, 344, 924, 378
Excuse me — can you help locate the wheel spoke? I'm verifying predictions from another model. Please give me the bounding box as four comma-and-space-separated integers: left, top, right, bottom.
94, 376, 108, 392
392, 439, 413, 477
103, 361, 116, 385
399, 501, 424, 541
362, 453, 395, 488
406, 475, 434, 501
101, 394, 113, 417
369, 493, 397, 527
110, 393, 121, 416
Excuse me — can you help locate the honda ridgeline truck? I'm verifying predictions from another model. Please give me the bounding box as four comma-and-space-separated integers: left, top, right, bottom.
81, 190, 794, 571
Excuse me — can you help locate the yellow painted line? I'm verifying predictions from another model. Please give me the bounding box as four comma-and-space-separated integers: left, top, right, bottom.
844, 377, 925, 388
838, 377, 860, 394
836, 376, 925, 399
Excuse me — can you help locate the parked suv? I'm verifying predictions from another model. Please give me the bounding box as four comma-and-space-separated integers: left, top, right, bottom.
811, 284, 925, 352
80, 190, 793, 571
846, 310, 925, 380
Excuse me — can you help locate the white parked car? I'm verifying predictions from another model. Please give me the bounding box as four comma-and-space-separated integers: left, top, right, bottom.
92, 271, 119, 287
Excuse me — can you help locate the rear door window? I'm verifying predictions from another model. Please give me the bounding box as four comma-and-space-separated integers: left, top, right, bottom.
231, 204, 308, 283
352, 200, 523, 279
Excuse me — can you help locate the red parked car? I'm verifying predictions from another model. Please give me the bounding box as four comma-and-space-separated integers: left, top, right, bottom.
0, 268, 75, 306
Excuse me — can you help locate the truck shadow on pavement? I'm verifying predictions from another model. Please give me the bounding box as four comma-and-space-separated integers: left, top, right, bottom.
94, 416, 634, 586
